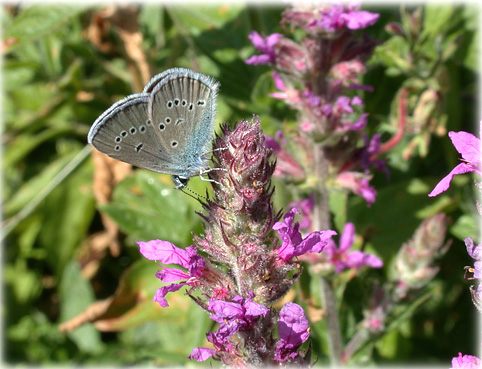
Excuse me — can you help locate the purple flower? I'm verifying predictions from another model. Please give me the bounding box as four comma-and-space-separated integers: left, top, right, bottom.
309, 3, 379, 32
269, 72, 302, 105
274, 302, 310, 362
465, 237, 482, 280
428, 126, 481, 197
335, 96, 355, 114
324, 222, 383, 273
138, 240, 205, 307
265, 129, 305, 181
451, 352, 482, 368
336, 171, 377, 204
342, 8, 380, 30
359, 133, 389, 176
331, 60, 366, 86
245, 31, 283, 65
348, 112, 368, 131
288, 193, 314, 231
273, 208, 337, 262
189, 347, 217, 362
189, 294, 270, 362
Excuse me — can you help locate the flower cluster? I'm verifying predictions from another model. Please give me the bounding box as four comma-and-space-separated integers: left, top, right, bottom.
451, 352, 482, 369
302, 221, 383, 274
246, 2, 384, 205
428, 127, 481, 197
427, 122, 482, 366
464, 237, 482, 312
189, 297, 311, 365
428, 123, 482, 308
138, 117, 336, 365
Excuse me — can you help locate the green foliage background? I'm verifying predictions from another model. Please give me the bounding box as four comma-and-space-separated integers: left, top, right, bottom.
2, 3, 480, 366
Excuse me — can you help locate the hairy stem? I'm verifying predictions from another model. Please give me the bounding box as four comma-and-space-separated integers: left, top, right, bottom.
313, 143, 343, 366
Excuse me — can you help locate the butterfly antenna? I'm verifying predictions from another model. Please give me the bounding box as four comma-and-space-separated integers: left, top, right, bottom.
178, 185, 207, 203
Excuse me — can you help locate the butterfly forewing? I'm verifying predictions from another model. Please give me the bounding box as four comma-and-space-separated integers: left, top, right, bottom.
88, 68, 220, 181
148, 69, 219, 177
88, 94, 181, 174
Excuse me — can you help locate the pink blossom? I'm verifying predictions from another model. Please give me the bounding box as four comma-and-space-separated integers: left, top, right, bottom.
336, 171, 377, 204
138, 240, 205, 307
274, 302, 310, 361
245, 32, 283, 65
428, 126, 481, 197
451, 352, 482, 368
273, 208, 336, 262
324, 222, 383, 273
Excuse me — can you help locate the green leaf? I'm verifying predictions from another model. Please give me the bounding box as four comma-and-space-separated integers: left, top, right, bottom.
422, 5, 457, 39
59, 260, 103, 354
3, 5, 89, 54
4, 151, 79, 216
101, 170, 202, 247
38, 160, 95, 276
348, 178, 439, 261
451, 214, 480, 241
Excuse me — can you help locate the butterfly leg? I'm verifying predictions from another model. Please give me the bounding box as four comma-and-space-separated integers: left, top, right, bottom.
199, 167, 226, 186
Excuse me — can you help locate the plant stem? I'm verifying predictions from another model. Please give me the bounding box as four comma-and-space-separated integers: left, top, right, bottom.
313, 143, 343, 366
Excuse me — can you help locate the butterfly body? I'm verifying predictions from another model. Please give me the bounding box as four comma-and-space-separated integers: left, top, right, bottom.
88, 68, 220, 186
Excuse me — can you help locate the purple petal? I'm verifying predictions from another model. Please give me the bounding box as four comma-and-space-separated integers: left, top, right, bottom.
350, 113, 369, 130
265, 33, 283, 49
153, 283, 185, 307
321, 104, 333, 116
278, 208, 301, 229
351, 96, 363, 105
209, 299, 244, 320
272, 72, 286, 91
449, 131, 480, 163
275, 239, 295, 261
465, 237, 482, 260
451, 352, 482, 368
359, 179, 377, 203
474, 261, 482, 279
188, 347, 216, 362
244, 299, 270, 319
339, 222, 355, 253
343, 10, 379, 29
346, 250, 383, 269
428, 163, 474, 197
247, 31, 265, 50
185, 245, 205, 276
156, 267, 190, 282
293, 230, 337, 257
278, 302, 310, 346
265, 134, 281, 152
336, 96, 353, 113
137, 240, 190, 267
245, 54, 272, 65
